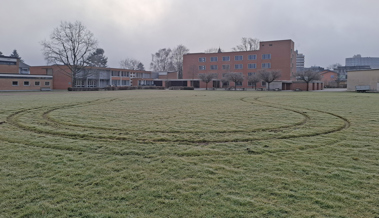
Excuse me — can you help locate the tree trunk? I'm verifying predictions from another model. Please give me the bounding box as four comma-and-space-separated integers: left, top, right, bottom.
206, 82, 208, 90
267, 83, 270, 90
235, 83, 237, 90
306, 82, 309, 91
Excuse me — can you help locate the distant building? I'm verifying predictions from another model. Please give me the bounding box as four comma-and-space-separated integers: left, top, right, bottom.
296, 50, 305, 72
305, 66, 325, 72
319, 70, 339, 88
335, 65, 371, 80
346, 54, 379, 69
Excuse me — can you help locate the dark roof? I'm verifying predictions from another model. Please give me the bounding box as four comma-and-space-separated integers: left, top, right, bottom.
19, 61, 30, 68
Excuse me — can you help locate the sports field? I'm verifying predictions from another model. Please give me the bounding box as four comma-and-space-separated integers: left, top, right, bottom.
0, 90, 378, 217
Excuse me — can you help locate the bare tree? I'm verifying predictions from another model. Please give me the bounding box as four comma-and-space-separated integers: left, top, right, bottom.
224, 72, 244, 90
294, 70, 321, 91
204, 47, 224, 53
199, 73, 218, 90
248, 74, 260, 90
328, 63, 342, 70
172, 44, 189, 79
41, 21, 98, 87
120, 58, 141, 70
258, 69, 281, 90
232, 37, 260, 51
150, 48, 175, 72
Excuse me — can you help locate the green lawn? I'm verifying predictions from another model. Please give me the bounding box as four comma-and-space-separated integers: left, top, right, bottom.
0, 90, 378, 217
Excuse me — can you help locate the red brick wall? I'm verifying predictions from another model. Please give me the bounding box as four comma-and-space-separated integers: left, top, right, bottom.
321, 71, 338, 86
0, 59, 20, 74
183, 39, 296, 89
0, 77, 53, 91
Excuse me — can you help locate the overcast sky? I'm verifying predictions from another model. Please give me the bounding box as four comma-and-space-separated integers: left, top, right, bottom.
1, 0, 378, 69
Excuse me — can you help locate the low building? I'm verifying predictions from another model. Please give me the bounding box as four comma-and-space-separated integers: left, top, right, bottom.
30, 65, 154, 90
320, 70, 339, 88
347, 69, 379, 91
0, 55, 53, 91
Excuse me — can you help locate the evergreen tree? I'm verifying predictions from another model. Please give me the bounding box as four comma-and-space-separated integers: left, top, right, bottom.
10, 49, 23, 62
86, 48, 108, 67
137, 62, 145, 70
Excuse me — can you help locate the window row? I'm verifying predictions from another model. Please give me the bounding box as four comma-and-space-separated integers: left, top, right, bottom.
199, 54, 270, 62
199, 63, 270, 70
12, 81, 50, 86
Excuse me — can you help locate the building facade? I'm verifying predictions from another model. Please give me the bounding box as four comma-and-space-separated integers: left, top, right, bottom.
0, 55, 53, 91
30, 65, 154, 90
296, 50, 305, 72
182, 39, 322, 90
346, 54, 379, 69
347, 69, 379, 91
320, 70, 339, 87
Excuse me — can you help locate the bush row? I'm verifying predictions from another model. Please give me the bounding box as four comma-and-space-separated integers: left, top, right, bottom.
68, 86, 165, 91
168, 86, 195, 90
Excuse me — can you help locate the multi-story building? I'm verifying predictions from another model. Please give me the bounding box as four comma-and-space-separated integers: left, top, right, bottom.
296, 50, 305, 72
0, 55, 53, 91
346, 54, 379, 69
30, 65, 154, 90
182, 39, 319, 90
335, 65, 371, 80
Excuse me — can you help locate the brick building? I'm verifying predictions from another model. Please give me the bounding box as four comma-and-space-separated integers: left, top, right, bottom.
182, 39, 322, 90
0, 55, 53, 91
30, 65, 154, 90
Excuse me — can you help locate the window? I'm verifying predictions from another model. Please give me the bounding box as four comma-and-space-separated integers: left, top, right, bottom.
248, 63, 256, 69
121, 72, 129, 77
269, 44, 273, 46
87, 80, 96, 87
199, 65, 206, 70
234, 64, 243, 69
262, 63, 271, 68
235, 81, 242, 86
35, 81, 40, 86
12, 81, 18, 86
248, 72, 256, 76
331, 75, 334, 78
0, 61, 17, 65
199, 57, 206, 62
75, 80, 84, 87
24, 81, 30, 86
45, 81, 50, 86
210, 57, 218, 62
262, 54, 271, 59
122, 80, 130, 86
111, 71, 120, 76
248, 55, 257, 60
222, 56, 230, 61
235, 55, 243, 61
210, 65, 218, 70
222, 65, 230, 70
261, 81, 266, 86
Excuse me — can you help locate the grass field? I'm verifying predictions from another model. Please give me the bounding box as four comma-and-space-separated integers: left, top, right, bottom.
0, 90, 378, 217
